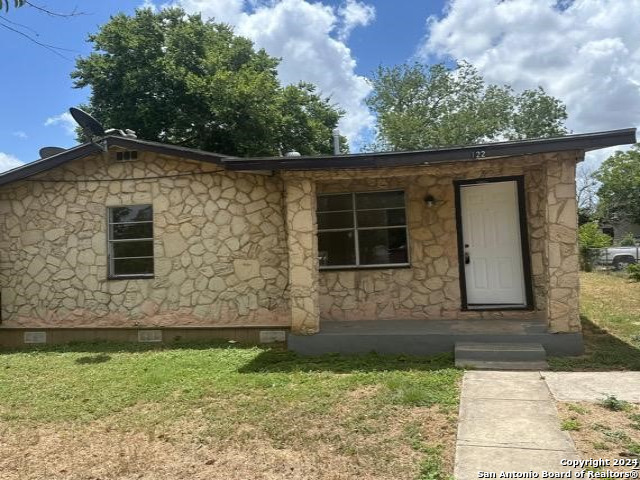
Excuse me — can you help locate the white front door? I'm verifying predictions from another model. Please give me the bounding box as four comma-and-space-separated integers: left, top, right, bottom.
460, 180, 526, 306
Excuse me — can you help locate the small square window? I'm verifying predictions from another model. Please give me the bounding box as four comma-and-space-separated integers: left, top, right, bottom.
108, 204, 154, 278
114, 150, 138, 162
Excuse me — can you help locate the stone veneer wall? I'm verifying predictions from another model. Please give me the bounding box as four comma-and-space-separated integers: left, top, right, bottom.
545, 157, 581, 332
284, 178, 320, 334
288, 151, 581, 333
0, 151, 290, 327
0, 148, 581, 334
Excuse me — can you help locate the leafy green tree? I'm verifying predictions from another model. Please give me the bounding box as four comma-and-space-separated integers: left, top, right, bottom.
619, 232, 637, 247
576, 164, 599, 226
1, 1, 80, 56
578, 221, 613, 271
366, 61, 567, 150
72, 8, 345, 157
579, 222, 613, 249
627, 263, 640, 282
594, 145, 640, 224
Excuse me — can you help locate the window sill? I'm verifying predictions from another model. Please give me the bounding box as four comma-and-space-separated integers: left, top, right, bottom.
107, 275, 155, 281
319, 264, 411, 272
463, 304, 534, 312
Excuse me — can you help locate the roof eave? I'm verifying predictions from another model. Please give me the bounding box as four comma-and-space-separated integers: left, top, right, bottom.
0, 143, 102, 187
105, 136, 230, 165
0, 136, 231, 187
221, 128, 637, 171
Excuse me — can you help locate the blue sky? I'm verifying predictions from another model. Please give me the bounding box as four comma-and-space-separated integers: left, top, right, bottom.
0, 0, 443, 167
1, 0, 639, 171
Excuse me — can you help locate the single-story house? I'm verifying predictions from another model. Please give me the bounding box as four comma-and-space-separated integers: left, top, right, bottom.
0, 128, 636, 357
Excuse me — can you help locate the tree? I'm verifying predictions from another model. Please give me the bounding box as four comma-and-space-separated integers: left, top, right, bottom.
576, 163, 599, 225
1, 1, 83, 57
594, 145, 640, 224
578, 221, 612, 271
1, 0, 25, 11
619, 232, 637, 247
72, 8, 345, 157
366, 61, 568, 151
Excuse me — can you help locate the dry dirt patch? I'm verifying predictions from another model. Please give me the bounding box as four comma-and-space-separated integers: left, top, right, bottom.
0, 345, 460, 479
558, 401, 640, 472
0, 399, 456, 480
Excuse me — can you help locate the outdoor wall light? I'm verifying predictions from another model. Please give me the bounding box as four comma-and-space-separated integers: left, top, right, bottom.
424, 194, 437, 207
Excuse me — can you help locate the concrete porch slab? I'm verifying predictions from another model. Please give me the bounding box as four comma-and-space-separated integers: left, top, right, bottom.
288, 319, 584, 356
320, 319, 548, 335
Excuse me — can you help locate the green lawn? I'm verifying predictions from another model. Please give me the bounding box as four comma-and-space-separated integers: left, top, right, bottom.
549, 272, 640, 371
0, 344, 460, 480
6, 272, 637, 477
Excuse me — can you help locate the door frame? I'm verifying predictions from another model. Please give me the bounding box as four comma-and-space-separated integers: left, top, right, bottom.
453, 175, 535, 311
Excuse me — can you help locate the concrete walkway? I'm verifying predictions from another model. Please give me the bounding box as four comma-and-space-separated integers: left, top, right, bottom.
455, 371, 579, 479
544, 372, 640, 402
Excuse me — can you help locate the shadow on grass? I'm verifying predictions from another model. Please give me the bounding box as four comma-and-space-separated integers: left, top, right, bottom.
237, 350, 456, 374
549, 316, 640, 371
0, 339, 456, 373
75, 354, 112, 365
0, 339, 238, 355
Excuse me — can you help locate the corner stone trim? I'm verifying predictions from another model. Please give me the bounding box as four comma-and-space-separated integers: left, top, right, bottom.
545, 158, 580, 333
285, 178, 320, 334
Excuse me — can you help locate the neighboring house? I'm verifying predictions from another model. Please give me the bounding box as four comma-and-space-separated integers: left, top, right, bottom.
0, 129, 636, 356
601, 220, 640, 244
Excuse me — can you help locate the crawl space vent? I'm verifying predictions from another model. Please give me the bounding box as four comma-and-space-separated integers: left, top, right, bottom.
24, 331, 47, 344
113, 150, 138, 162
259, 330, 286, 344
138, 330, 162, 343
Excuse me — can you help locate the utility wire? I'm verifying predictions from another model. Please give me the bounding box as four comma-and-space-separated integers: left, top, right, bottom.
24, 170, 217, 183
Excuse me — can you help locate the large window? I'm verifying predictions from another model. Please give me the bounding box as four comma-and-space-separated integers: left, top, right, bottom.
317, 190, 409, 269
108, 205, 154, 278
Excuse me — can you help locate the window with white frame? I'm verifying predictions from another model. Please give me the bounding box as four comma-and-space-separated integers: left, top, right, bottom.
108, 205, 154, 278
317, 190, 409, 269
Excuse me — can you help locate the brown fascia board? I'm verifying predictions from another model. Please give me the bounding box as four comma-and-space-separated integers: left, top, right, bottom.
105, 136, 233, 164
221, 128, 637, 171
0, 136, 233, 187
0, 142, 103, 187
0, 128, 635, 187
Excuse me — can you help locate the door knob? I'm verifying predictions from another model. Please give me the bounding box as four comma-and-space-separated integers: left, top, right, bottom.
464, 252, 470, 264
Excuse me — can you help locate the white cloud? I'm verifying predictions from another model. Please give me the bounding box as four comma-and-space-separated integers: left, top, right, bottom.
139, 0, 158, 11
12, 131, 27, 139
421, 0, 640, 164
44, 112, 77, 136
0, 152, 23, 173
160, 0, 375, 149
337, 0, 375, 41
173, 0, 245, 24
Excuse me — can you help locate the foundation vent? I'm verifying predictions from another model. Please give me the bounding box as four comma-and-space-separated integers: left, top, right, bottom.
24, 331, 47, 344
259, 330, 286, 344
138, 329, 162, 343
